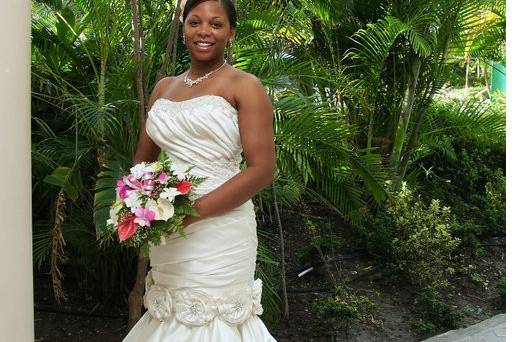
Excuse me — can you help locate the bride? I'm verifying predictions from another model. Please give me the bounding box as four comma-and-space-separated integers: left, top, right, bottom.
123, 0, 277, 341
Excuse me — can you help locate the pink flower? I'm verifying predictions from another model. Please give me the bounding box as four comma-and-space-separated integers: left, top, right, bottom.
134, 207, 156, 227
116, 213, 137, 242
118, 186, 132, 199
122, 174, 155, 196
116, 177, 133, 199
176, 180, 193, 194
157, 172, 170, 184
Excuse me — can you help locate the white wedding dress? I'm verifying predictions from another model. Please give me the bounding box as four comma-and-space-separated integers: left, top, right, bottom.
123, 95, 278, 341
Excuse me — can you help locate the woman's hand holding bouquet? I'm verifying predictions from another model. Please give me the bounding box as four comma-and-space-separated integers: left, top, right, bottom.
104, 159, 205, 255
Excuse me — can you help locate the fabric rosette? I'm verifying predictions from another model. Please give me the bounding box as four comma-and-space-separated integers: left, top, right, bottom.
175, 289, 218, 326
217, 286, 253, 325
143, 285, 174, 322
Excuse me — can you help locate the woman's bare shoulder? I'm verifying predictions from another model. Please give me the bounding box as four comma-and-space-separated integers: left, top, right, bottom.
154, 75, 181, 93
228, 67, 262, 87
226, 68, 267, 105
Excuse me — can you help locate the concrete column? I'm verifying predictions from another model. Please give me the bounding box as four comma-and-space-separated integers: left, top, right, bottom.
0, 0, 34, 341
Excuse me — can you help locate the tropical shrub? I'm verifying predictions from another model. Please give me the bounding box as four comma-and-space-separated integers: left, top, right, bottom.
412, 286, 463, 333
313, 285, 378, 327
411, 100, 505, 248
495, 277, 506, 307
360, 182, 460, 289
296, 219, 342, 266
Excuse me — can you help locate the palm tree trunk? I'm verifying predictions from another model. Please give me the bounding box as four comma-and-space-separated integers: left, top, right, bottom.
396, 18, 456, 182
156, 0, 183, 82
364, 94, 374, 153
390, 57, 421, 182
50, 189, 67, 304
272, 180, 289, 319
465, 56, 470, 95
138, 0, 147, 104
127, 255, 149, 330
127, 0, 148, 330
483, 61, 491, 98
226, 0, 236, 64
130, 0, 145, 129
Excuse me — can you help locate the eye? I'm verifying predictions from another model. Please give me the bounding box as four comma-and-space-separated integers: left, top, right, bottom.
212, 21, 223, 28
188, 19, 199, 27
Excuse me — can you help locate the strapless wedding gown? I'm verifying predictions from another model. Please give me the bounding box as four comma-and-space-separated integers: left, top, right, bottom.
123, 95, 277, 342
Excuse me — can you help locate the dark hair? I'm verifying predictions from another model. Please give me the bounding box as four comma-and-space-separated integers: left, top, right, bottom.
182, 0, 237, 28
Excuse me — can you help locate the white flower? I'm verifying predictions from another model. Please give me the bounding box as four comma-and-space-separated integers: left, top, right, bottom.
144, 285, 173, 322
160, 187, 182, 202
106, 201, 123, 225
172, 164, 191, 181
146, 198, 175, 221
124, 192, 142, 210
130, 162, 147, 179
148, 161, 162, 173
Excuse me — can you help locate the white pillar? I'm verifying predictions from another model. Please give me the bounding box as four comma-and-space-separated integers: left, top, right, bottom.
0, 1, 34, 341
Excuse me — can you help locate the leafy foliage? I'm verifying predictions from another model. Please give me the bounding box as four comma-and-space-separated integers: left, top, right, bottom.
296, 220, 341, 266
412, 286, 464, 333
313, 285, 378, 326
412, 100, 505, 248
361, 182, 461, 289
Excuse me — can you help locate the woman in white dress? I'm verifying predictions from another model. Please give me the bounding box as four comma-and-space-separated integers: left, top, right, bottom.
123, 0, 277, 340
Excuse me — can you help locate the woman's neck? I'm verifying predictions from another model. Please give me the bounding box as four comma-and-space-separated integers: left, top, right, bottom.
189, 57, 226, 79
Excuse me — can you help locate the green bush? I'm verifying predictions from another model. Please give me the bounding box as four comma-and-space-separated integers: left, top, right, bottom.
418, 143, 505, 246
483, 170, 506, 235
413, 100, 505, 246
495, 277, 506, 305
362, 182, 460, 289
413, 286, 463, 333
296, 219, 342, 265
313, 285, 378, 326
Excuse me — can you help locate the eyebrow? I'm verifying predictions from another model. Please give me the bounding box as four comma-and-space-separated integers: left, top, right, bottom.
188, 14, 224, 20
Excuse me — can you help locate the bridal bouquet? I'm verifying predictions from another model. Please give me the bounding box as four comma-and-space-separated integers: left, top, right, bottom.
104, 159, 205, 255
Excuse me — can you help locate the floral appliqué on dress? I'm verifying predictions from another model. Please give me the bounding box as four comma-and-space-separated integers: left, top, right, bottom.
143, 273, 265, 326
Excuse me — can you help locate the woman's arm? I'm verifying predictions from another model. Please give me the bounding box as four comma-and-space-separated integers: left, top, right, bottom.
132, 78, 170, 165
183, 74, 275, 226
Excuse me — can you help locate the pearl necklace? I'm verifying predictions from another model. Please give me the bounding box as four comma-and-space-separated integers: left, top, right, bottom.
184, 60, 227, 87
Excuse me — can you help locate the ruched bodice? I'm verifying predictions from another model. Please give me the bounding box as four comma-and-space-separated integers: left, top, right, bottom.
145, 95, 243, 201
123, 95, 277, 342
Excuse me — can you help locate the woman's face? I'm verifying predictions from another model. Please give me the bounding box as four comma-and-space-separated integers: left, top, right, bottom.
183, 1, 235, 62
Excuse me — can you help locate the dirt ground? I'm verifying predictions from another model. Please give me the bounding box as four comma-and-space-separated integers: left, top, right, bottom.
34, 210, 505, 342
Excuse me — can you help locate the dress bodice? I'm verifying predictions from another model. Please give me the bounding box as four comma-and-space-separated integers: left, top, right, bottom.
145, 95, 243, 200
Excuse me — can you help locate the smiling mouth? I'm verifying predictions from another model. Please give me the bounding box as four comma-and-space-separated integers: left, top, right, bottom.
194, 42, 215, 48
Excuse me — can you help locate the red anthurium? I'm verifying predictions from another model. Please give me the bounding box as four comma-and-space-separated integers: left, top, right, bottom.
116, 213, 138, 242
176, 180, 193, 194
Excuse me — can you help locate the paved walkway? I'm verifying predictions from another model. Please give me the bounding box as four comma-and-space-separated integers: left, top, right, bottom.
422, 314, 506, 342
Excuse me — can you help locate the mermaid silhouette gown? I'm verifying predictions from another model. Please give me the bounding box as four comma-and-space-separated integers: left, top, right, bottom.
123, 95, 277, 341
